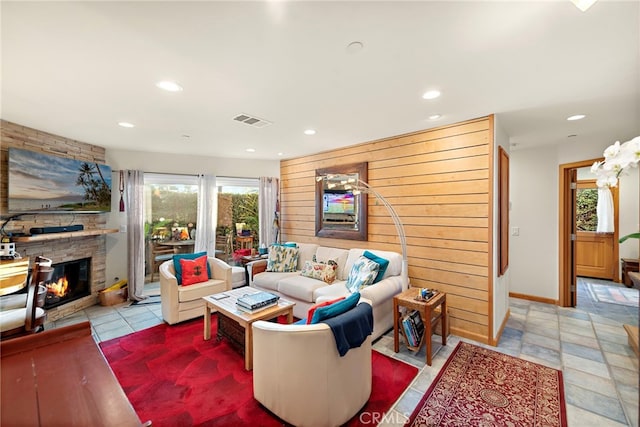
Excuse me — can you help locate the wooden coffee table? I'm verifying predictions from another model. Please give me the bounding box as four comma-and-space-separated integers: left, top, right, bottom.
203, 287, 295, 370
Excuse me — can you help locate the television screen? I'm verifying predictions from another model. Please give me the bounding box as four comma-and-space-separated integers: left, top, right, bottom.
323, 192, 355, 214
8, 148, 112, 213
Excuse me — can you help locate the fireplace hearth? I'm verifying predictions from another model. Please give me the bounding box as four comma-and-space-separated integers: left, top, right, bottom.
42, 258, 91, 310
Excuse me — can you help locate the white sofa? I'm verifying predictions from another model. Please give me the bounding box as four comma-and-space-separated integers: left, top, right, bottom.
159, 256, 232, 325
248, 243, 406, 340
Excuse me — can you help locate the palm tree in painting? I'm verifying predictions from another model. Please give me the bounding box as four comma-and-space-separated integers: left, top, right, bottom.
76, 163, 111, 208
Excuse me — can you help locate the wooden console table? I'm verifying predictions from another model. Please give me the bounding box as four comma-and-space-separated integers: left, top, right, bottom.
393, 287, 447, 366
1, 321, 145, 426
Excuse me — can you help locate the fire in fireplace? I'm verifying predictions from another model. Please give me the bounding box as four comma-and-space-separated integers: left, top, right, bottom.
41, 258, 91, 309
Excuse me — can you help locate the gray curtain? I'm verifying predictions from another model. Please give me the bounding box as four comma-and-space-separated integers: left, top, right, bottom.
258, 177, 279, 247
194, 174, 217, 254
126, 170, 146, 301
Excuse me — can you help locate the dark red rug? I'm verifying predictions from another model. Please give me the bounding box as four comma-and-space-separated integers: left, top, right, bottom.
407, 342, 567, 427
100, 317, 417, 426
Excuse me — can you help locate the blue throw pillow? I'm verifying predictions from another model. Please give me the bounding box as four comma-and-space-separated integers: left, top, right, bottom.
363, 250, 389, 283
310, 292, 360, 324
173, 251, 211, 285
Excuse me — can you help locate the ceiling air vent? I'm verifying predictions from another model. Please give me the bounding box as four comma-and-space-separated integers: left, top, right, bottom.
233, 113, 272, 128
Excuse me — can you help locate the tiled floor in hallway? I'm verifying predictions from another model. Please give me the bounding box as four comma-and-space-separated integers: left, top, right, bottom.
48, 278, 638, 426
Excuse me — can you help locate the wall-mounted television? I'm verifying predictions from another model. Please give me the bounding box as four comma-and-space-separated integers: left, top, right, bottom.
8, 148, 112, 213
323, 191, 355, 215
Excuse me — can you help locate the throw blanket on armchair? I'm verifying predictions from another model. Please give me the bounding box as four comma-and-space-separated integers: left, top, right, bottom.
323, 303, 374, 356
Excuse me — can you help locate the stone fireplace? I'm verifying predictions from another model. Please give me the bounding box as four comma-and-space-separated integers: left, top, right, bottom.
14, 233, 111, 322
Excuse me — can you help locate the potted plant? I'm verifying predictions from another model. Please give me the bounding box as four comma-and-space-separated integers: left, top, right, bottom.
591, 136, 639, 243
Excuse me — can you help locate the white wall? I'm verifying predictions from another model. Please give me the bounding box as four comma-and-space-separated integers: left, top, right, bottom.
618, 168, 640, 262
509, 144, 559, 300
510, 136, 639, 301
104, 149, 280, 286
493, 116, 510, 340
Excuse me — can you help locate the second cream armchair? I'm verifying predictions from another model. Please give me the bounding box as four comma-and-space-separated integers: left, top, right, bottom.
159, 256, 231, 325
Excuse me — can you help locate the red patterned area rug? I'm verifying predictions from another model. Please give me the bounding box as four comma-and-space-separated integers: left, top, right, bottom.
407, 342, 567, 427
100, 317, 417, 426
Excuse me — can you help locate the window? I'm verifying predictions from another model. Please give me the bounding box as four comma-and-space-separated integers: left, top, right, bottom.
216, 177, 259, 255
576, 187, 598, 232
144, 174, 198, 241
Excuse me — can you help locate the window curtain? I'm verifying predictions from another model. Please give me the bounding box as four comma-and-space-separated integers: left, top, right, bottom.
258, 177, 279, 247
194, 174, 217, 254
596, 186, 614, 232
126, 170, 146, 301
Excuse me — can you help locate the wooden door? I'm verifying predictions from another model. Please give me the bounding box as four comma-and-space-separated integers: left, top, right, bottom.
576, 232, 615, 279
575, 180, 618, 281
570, 169, 578, 307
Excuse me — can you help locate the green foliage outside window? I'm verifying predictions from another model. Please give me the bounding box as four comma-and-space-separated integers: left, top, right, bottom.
143, 185, 259, 243
232, 193, 259, 235
576, 188, 598, 231
146, 184, 198, 240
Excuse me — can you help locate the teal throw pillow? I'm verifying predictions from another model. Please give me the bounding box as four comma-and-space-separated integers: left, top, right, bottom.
173, 251, 211, 285
310, 292, 360, 324
363, 250, 389, 283
345, 256, 379, 293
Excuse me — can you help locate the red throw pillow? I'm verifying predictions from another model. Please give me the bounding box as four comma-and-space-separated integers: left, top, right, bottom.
179, 255, 209, 286
306, 297, 346, 324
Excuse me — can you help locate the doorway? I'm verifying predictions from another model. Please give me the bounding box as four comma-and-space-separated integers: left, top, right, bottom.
558, 159, 620, 307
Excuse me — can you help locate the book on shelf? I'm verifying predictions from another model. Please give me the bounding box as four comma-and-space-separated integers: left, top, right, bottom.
402, 310, 424, 348
236, 301, 278, 314
402, 315, 417, 346
401, 316, 413, 346
409, 310, 424, 338
236, 291, 279, 310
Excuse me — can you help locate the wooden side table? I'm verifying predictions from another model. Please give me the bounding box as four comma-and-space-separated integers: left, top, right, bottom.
621, 258, 639, 288
393, 287, 446, 366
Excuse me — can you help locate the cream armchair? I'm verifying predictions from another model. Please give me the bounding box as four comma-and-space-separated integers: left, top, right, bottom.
159, 256, 231, 325
252, 304, 373, 427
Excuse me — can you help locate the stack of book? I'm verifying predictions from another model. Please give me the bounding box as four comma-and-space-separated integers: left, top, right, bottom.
401, 310, 425, 347
236, 291, 279, 314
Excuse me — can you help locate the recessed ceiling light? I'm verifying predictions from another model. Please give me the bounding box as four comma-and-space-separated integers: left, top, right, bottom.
422, 90, 441, 100
304, 129, 316, 135
181, 134, 190, 139
277, 152, 284, 156
245, 148, 256, 153
156, 81, 183, 92
567, 114, 586, 121
428, 114, 441, 120
346, 41, 364, 53
118, 122, 135, 128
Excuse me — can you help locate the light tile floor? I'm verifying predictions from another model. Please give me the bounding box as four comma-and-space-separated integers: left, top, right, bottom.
46, 278, 639, 426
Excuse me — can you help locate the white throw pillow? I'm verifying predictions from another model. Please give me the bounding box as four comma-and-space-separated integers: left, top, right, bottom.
345, 256, 379, 293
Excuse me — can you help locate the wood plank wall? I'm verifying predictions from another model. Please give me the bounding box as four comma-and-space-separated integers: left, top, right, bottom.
280, 116, 495, 343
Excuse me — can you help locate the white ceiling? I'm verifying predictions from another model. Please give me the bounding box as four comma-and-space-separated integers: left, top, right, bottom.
2, 1, 639, 160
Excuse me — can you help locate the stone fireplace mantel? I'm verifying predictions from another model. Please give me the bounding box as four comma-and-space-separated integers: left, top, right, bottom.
12, 229, 118, 243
